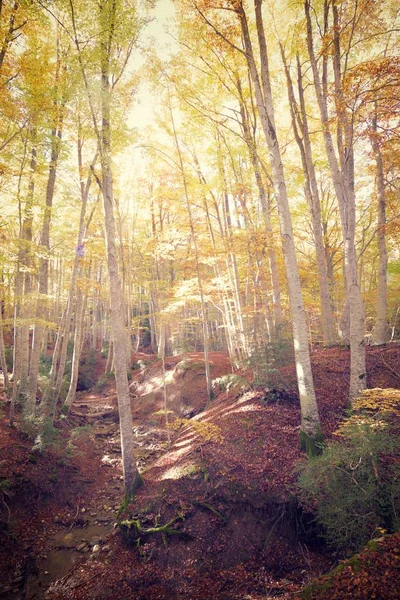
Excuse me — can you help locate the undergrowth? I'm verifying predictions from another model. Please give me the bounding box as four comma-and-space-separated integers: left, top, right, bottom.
297, 389, 400, 553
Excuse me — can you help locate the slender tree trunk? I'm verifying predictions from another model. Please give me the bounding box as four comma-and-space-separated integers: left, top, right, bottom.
305, 0, 365, 399
236, 75, 282, 332
64, 286, 87, 408
169, 98, 212, 401
0, 300, 9, 391
41, 146, 97, 416
238, 0, 322, 447
11, 133, 36, 423
27, 100, 64, 414
97, 0, 141, 495
105, 339, 113, 374
371, 112, 388, 345
281, 50, 336, 345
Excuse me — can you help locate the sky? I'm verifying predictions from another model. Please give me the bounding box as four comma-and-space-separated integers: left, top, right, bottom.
129, 0, 177, 129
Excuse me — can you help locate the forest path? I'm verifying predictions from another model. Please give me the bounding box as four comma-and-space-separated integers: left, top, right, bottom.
24, 389, 170, 600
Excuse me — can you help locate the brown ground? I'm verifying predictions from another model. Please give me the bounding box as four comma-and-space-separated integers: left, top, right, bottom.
0, 344, 399, 599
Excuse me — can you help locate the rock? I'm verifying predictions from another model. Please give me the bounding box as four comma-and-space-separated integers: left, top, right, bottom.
92, 544, 100, 553
101, 545, 111, 552
89, 536, 100, 547
81, 508, 86, 513
76, 542, 88, 552
53, 515, 61, 523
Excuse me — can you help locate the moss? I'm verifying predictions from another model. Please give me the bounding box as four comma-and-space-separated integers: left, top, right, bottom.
131, 472, 144, 493
119, 512, 191, 546
299, 428, 325, 457
301, 578, 332, 599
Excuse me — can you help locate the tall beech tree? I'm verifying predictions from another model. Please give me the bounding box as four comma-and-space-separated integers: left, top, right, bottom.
67, 0, 144, 495
192, 0, 323, 450
304, 0, 366, 400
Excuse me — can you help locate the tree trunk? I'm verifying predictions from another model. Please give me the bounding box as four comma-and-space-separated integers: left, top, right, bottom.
281, 50, 336, 346
371, 111, 388, 345
305, 0, 366, 400
63, 286, 87, 408
235, 75, 282, 333
169, 98, 213, 401
238, 0, 322, 447
0, 299, 9, 391
98, 0, 142, 495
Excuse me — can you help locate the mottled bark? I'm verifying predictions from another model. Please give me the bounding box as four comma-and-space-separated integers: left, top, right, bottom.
97, 0, 141, 495
305, 0, 365, 400
371, 112, 388, 345
238, 0, 321, 441
281, 49, 336, 345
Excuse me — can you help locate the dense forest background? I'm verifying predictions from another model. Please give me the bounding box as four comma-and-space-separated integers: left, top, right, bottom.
1, 1, 400, 598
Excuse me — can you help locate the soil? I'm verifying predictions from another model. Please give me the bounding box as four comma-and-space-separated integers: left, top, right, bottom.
0, 344, 399, 600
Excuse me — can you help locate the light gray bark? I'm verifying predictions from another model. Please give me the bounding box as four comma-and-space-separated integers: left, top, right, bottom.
95, 0, 141, 495
281, 50, 336, 346
305, 0, 366, 400
64, 286, 87, 408
235, 76, 282, 335
169, 99, 213, 401
0, 300, 9, 391
238, 0, 321, 438
371, 112, 388, 345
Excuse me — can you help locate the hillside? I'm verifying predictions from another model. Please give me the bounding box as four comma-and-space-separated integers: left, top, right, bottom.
1, 344, 399, 600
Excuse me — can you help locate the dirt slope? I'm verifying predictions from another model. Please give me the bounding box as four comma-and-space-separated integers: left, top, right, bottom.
1, 345, 400, 599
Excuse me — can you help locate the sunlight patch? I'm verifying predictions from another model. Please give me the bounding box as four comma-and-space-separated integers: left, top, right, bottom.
101, 454, 120, 467
155, 445, 193, 467
160, 462, 200, 480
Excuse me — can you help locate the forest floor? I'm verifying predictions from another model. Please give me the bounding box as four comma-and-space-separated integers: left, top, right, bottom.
1, 344, 400, 600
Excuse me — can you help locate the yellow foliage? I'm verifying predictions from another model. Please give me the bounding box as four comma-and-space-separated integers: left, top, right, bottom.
353, 388, 400, 415
170, 418, 224, 443
335, 388, 400, 436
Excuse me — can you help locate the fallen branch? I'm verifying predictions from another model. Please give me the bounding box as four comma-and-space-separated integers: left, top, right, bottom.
120, 513, 192, 544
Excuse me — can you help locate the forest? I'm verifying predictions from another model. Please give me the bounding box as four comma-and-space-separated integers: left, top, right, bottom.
0, 0, 399, 598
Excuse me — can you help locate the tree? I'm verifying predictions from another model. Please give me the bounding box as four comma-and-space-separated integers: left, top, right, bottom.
304, 0, 366, 400
67, 0, 145, 495
192, 0, 323, 450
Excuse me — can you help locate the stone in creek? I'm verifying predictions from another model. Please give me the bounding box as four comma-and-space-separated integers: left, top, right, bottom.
89, 536, 101, 547
76, 542, 88, 552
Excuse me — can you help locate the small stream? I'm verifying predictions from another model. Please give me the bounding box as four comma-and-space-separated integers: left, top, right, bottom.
2, 411, 168, 600
26, 520, 114, 599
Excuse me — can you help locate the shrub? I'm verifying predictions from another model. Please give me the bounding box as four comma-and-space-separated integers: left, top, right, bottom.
77, 350, 97, 391
297, 389, 400, 553
248, 332, 295, 387
39, 353, 52, 377
212, 374, 249, 395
